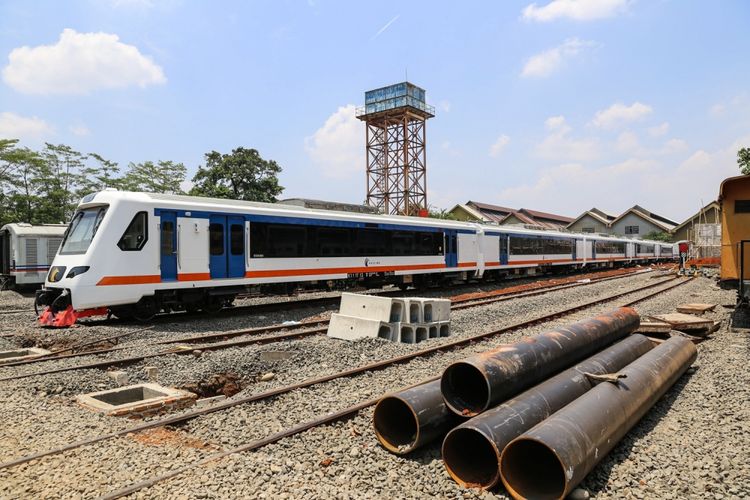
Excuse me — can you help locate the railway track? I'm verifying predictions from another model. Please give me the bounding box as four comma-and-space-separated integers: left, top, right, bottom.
0, 268, 656, 375
0, 275, 692, 483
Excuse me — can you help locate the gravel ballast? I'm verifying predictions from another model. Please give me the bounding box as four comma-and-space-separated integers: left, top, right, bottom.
0, 272, 747, 499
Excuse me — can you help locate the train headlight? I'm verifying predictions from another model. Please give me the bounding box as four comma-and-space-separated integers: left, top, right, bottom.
48, 266, 66, 283
66, 266, 90, 279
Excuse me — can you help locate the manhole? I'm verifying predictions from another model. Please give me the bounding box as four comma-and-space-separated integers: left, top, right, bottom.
0, 348, 51, 364
77, 383, 196, 417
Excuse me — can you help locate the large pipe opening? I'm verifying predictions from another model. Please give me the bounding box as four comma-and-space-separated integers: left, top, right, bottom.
500, 439, 566, 500
372, 396, 419, 453
441, 362, 490, 416
442, 427, 500, 489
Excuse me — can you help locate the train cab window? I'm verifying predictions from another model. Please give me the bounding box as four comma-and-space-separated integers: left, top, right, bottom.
209, 223, 224, 256
118, 212, 148, 251
230, 224, 244, 255
60, 206, 108, 255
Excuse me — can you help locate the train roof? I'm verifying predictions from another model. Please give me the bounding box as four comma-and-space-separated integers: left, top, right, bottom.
0, 223, 68, 236
79, 191, 673, 246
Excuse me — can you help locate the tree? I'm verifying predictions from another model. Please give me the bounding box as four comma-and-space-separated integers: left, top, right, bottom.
643, 231, 673, 242
77, 153, 122, 197
121, 160, 187, 194
428, 206, 457, 220
190, 147, 283, 202
739, 147, 750, 175
43, 143, 86, 220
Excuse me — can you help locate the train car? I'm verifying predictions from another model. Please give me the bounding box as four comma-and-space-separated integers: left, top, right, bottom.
36, 191, 673, 326
719, 175, 750, 303
0, 223, 67, 289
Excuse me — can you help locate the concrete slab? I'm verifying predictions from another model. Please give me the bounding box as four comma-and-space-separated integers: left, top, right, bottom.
339, 293, 403, 322
77, 383, 196, 418
651, 313, 714, 331
676, 303, 717, 315
0, 347, 51, 365
635, 321, 673, 334
327, 313, 394, 341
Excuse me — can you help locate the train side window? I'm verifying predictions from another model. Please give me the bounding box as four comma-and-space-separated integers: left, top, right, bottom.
209, 223, 224, 255
230, 224, 244, 255
118, 212, 148, 251
735, 200, 750, 213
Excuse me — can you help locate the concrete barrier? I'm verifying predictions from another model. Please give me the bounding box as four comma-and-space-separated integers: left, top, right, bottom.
327, 293, 452, 344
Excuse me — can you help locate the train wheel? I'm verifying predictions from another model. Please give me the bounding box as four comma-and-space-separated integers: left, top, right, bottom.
203, 298, 224, 314
132, 298, 158, 322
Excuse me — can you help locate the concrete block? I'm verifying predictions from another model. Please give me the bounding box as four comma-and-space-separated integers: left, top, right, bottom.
399, 324, 416, 344
415, 326, 429, 343
339, 293, 403, 323
327, 313, 394, 341
438, 321, 451, 338
77, 383, 196, 417
402, 299, 423, 323
144, 366, 158, 382
106, 370, 129, 386
429, 325, 439, 339
0, 348, 50, 365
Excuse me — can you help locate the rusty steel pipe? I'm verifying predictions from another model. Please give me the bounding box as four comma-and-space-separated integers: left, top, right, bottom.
441, 307, 640, 416
441, 334, 654, 489
500, 336, 697, 500
373, 379, 463, 454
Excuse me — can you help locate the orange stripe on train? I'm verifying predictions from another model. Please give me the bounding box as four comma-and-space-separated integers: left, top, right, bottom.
97, 275, 162, 286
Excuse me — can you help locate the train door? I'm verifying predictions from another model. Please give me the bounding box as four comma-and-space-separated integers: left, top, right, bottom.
227, 216, 245, 278
445, 230, 458, 268
500, 235, 508, 265
209, 215, 245, 279
160, 211, 178, 281
0, 230, 9, 275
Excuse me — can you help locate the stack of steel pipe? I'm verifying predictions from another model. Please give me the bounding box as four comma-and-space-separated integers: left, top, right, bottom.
373, 307, 639, 454
372, 307, 698, 499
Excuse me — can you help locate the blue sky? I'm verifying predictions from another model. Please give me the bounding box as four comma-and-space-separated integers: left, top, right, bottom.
1, 0, 749, 221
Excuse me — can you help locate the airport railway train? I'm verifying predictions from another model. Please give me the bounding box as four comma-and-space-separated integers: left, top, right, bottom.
37, 191, 677, 326
0, 223, 67, 289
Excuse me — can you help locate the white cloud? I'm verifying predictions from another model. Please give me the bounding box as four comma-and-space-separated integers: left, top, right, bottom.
648, 122, 670, 137
304, 104, 363, 179
438, 100, 451, 112
489, 134, 510, 158
545, 115, 567, 130
522, 0, 630, 22
68, 123, 90, 137
372, 14, 400, 40
2, 28, 166, 95
615, 131, 641, 154
534, 116, 599, 161
521, 38, 595, 78
0, 112, 54, 140
591, 102, 652, 129
709, 103, 726, 117
660, 138, 688, 155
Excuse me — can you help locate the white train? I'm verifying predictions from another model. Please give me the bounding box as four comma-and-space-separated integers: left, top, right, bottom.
0, 223, 67, 289
37, 191, 675, 326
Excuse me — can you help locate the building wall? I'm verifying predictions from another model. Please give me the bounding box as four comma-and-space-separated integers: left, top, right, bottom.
567, 214, 610, 234
449, 206, 482, 221
499, 214, 527, 226
610, 213, 665, 238
673, 206, 720, 242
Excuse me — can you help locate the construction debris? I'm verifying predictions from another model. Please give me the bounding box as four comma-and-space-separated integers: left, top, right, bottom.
676, 303, 717, 315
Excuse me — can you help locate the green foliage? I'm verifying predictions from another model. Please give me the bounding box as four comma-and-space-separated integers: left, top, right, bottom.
738, 147, 750, 175
121, 160, 187, 194
190, 147, 283, 202
427, 207, 457, 220
643, 231, 673, 242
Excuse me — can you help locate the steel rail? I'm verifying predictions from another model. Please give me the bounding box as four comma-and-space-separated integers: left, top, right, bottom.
1, 268, 648, 370
0, 276, 691, 472
96, 277, 693, 500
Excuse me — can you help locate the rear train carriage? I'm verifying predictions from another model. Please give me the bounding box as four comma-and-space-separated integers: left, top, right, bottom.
719, 175, 750, 302
0, 223, 67, 289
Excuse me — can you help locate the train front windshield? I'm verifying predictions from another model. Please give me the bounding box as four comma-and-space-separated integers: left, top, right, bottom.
59, 206, 108, 255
